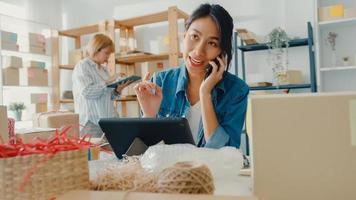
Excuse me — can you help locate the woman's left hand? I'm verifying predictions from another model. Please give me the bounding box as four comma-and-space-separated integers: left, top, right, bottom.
200, 56, 226, 95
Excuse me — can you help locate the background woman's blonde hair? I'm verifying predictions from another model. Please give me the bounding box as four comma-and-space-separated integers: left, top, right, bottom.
86, 33, 115, 57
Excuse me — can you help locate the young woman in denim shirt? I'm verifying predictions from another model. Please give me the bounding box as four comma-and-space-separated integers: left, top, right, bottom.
134, 4, 249, 149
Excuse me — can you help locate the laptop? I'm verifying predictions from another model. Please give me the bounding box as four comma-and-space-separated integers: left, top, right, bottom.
98, 117, 194, 159
246, 92, 356, 200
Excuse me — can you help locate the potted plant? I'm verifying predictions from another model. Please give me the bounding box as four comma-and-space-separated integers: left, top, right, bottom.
326, 32, 338, 67
9, 102, 26, 121
266, 27, 291, 86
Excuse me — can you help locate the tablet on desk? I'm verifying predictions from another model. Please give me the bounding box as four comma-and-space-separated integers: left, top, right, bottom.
107, 75, 141, 88
98, 118, 194, 159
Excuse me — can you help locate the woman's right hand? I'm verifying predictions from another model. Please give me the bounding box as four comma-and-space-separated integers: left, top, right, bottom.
134, 72, 162, 117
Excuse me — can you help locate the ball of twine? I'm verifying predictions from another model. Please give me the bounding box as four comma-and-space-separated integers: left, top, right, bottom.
156, 161, 215, 194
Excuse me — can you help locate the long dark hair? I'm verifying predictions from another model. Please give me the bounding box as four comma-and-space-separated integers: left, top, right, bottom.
185, 4, 234, 69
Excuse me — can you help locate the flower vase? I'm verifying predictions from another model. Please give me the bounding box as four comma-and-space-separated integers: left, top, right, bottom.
14, 111, 22, 121
331, 50, 337, 67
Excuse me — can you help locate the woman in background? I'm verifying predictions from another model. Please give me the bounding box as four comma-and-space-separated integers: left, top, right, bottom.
134, 4, 249, 148
72, 33, 130, 136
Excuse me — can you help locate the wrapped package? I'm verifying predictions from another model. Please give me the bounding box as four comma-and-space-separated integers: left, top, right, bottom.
34, 111, 79, 138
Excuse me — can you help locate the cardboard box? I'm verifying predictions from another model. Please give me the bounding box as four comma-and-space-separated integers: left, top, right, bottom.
31, 93, 48, 104
28, 32, 46, 47
26, 67, 48, 86
1, 30, 17, 43
21, 45, 46, 54
2, 55, 22, 68
34, 112, 79, 138
69, 49, 84, 65
58, 190, 258, 200
15, 128, 55, 143
318, 4, 344, 21
23, 60, 46, 69
344, 8, 356, 19
0, 106, 8, 144
1, 41, 19, 51
276, 70, 303, 85
247, 93, 356, 200
236, 29, 259, 45
35, 103, 48, 113
2, 67, 19, 86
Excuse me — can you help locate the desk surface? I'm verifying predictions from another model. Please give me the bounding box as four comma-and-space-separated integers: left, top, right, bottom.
89, 152, 252, 196
58, 190, 257, 200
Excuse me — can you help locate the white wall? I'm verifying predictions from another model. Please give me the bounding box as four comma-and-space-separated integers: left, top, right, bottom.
1, 0, 316, 97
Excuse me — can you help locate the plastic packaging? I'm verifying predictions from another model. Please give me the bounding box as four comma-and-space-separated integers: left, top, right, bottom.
140, 144, 243, 181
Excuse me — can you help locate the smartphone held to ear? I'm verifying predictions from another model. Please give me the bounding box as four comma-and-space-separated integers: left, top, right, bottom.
205, 56, 221, 79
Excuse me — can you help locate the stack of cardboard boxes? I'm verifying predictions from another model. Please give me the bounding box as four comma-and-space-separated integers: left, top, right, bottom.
22, 32, 46, 54
2, 55, 22, 86
1, 30, 19, 51
31, 93, 48, 113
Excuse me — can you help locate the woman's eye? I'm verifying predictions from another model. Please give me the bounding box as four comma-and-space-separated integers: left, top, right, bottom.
190, 34, 199, 40
208, 41, 218, 47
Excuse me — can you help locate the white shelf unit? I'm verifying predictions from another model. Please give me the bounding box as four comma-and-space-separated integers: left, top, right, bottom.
315, 0, 356, 92
320, 65, 356, 71
0, 14, 53, 124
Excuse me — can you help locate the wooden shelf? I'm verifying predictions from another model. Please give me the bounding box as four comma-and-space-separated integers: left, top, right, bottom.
59, 24, 99, 38
320, 66, 356, 72
116, 53, 182, 64
319, 17, 356, 29
60, 99, 74, 103
59, 64, 75, 70
115, 7, 188, 27
1, 49, 51, 62
116, 96, 137, 102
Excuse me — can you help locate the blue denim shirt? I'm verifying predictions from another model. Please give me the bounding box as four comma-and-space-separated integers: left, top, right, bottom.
155, 64, 249, 149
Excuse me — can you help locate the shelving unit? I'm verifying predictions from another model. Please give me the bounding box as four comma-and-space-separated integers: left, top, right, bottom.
0, 14, 53, 124
108, 6, 188, 117
315, 0, 356, 92
52, 21, 108, 110
234, 22, 317, 156
52, 6, 188, 117
234, 22, 317, 93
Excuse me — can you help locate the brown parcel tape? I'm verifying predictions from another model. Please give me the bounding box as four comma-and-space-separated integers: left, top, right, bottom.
2, 67, 19, 86
0, 106, 9, 144
58, 191, 258, 200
